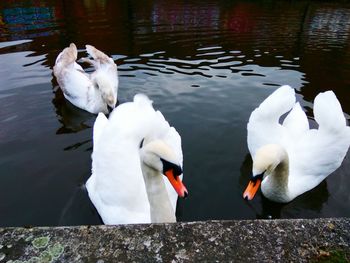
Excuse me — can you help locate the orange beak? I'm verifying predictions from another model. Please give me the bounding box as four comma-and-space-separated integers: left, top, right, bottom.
243, 178, 261, 200
165, 169, 188, 198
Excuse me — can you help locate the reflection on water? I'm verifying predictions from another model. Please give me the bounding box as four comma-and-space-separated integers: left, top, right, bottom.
306, 6, 350, 49
52, 89, 94, 134
0, 0, 350, 226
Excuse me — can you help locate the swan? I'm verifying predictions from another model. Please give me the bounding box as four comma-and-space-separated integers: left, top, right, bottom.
86, 94, 188, 224
243, 85, 350, 203
53, 43, 118, 114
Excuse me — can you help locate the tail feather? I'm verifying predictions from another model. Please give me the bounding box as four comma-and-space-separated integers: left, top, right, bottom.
314, 91, 346, 132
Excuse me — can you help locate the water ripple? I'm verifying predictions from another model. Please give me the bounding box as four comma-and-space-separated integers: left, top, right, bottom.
117, 46, 304, 87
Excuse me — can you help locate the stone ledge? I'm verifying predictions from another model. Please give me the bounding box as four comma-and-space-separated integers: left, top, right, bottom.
0, 218, 349, 262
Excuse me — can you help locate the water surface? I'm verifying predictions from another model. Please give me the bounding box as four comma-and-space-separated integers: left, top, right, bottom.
1, 0, 350, 226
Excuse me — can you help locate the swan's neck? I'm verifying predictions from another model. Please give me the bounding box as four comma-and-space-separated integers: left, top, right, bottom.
261, 155, 291, 203
141, 164, 176, 223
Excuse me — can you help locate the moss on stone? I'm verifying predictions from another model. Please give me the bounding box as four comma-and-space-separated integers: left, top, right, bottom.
32, 236, 50, 249
311, 250, 349, 263
38, 251, 52, 263
47, 243, 64, 259
26, 257, 40, 263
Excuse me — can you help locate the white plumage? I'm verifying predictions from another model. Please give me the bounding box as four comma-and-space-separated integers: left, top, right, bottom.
53, 43, 118, 114
244, 85, 350, 203
86, 94, 186, 224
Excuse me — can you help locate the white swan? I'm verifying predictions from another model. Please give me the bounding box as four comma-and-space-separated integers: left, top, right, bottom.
243, 85, 350, 203
53, 43, 118, 114
86, 94, 188, 224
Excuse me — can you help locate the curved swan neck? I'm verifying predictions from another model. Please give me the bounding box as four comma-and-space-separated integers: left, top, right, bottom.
268, 156, 289, 187
258, 145, 291, 202
141, 164, 176, 223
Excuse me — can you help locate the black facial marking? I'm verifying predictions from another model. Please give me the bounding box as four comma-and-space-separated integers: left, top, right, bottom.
107, 105, 113, 113
251, 172, 264, 184
139, 138, 145, 149
160, 158, 182, 177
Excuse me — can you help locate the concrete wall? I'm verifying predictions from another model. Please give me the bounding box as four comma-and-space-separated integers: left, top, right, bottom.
0, 218, 349, 262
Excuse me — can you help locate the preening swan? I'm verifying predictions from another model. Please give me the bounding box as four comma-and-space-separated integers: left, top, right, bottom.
243, 85, 350, 203
53, 43, 118, 114
86, 94, 188, 224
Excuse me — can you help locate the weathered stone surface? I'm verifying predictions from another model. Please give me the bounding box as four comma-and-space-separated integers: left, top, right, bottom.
0, 218, 349, 262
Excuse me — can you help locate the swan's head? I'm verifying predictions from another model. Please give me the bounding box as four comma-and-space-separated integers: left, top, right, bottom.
140, 139, 188, 198
243, 144, 287, 200
95, 75, 117, 112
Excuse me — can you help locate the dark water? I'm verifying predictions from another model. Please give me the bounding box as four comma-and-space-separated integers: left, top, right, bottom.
0, 0, 350, 227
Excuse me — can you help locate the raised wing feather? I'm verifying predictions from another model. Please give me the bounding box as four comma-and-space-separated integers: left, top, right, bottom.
282, 102, 309, 140
247, 85, 296, 158
54, 43, 77, 67
53, 43, 94, 110
314, 91, 346, 131
85, 44, 118, 94
288, 91, 350, 196
86, 45, 114, 65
